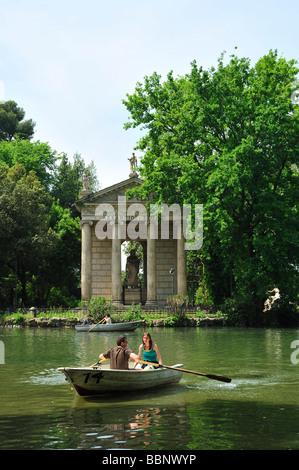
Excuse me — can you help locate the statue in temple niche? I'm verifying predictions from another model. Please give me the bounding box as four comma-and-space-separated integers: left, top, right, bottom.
124, 249, 140, 288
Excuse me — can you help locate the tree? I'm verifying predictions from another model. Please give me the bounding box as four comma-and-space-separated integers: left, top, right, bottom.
0, 138, 57, 191
50, 152, 100, 217
0, 165, 83, 307
0, 100, 100, 307
0, 100, 35, 141
46, 200, 81, 305
123, 50, 299, 323
0, 165, 58, 306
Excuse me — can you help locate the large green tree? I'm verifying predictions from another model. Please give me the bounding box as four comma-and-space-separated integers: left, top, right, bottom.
0, 165, 58, 306
0, 164, 83, 307
0, 100, 100, 308
0, 138, 57, 191
123, 50, 299, 323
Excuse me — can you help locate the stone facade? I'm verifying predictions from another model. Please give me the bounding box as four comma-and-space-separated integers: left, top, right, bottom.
76, 172, 187, 306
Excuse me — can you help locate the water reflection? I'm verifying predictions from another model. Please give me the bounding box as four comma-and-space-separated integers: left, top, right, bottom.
53, 403, 191, 450
1, 398, 298, 450
128, 408, 161, 447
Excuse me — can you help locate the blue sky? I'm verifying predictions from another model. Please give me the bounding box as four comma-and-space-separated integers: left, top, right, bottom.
0, 0, 298, 188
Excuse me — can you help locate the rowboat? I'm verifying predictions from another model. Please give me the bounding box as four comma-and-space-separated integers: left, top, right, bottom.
75, 320, 144, 332
57, 363, 183, 396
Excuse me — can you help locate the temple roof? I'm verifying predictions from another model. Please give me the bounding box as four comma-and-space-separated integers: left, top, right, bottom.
76, 175, 144, 211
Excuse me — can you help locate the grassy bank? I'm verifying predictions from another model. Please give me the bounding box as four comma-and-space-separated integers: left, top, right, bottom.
0, 304, 227, 328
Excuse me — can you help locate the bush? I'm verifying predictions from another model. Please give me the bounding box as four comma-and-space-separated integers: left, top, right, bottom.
11, 313, 25, 325
112, 304, 146, 323
221, 298, 247, 326
86, 297, 116, 322
164, 315, 180, 327
166, 295, 189, 318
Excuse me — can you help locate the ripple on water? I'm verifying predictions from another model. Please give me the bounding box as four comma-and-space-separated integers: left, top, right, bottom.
20, 369, 66, 386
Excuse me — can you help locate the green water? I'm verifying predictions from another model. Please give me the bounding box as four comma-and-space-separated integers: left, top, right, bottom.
0, 326, 298, 450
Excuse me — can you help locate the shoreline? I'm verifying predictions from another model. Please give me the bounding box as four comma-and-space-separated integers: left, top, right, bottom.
0, 316, 227, 328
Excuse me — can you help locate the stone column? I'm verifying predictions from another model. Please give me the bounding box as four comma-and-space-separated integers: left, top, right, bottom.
146, 224, 157, 306
80, 220, 93, 300
111, 223, 122, 305
177, 234, 187, 296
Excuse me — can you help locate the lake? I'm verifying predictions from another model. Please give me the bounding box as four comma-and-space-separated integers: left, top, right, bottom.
0, 325, 298, 451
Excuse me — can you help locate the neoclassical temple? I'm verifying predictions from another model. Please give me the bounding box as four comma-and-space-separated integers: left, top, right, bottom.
76, 161, 187, 306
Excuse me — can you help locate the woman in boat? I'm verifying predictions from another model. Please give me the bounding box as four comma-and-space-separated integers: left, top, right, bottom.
137, 332, 163, 369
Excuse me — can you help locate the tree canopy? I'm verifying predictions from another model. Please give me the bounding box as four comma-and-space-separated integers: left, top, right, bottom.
123, 50, 299, 323
0, 165, 58, 306
51, 152, 99, 217
0, 100, 35, 141
0, 100, 100, 308
0, 138, 57, 191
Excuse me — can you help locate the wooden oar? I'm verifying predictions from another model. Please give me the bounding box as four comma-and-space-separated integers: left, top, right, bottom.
87, 317, 106, 332
138, 360, 232, 383
90, 358, 109, 367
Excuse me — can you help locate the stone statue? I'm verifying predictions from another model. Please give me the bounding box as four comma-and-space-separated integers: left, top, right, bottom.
82, 172, 91, 191
124, 249, 139, 288
263, 287, 280, 312
128, 153, 137, 174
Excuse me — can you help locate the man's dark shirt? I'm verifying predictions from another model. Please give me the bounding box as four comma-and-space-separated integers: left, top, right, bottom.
102, 346, 133, 369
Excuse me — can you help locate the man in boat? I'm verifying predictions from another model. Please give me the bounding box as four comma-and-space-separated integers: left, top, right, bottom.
104, 313, 112, 324
99, 335, 139, 370
83, 314, 92, 325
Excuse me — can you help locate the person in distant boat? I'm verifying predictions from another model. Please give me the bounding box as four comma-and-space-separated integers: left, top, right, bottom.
136, 332, 163, 369
105, 313, 112, 324
99, 335, 139, 370
83, 314, 92, 325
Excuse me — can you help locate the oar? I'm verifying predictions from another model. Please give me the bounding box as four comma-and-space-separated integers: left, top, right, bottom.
138, 360, 232, 383
87, 317, 106, 332
89, 358, 109, 367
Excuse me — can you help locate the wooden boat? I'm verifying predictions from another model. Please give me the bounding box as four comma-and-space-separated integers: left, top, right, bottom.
57, 363, 183, 396
75, 320, 144, 332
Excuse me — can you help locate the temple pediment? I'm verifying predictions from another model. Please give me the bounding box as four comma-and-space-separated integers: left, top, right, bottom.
76, 176, 145, 212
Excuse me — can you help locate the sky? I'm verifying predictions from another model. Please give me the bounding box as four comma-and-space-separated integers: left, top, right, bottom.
0, 0, 298, 189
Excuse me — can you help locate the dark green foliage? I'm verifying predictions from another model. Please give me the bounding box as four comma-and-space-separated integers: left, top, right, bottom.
0, 101, 99, 308
0, 100, 35, 141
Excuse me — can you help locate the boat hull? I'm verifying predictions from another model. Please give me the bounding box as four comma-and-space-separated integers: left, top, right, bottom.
58, 364, 183, 396
75, 321, 144, 332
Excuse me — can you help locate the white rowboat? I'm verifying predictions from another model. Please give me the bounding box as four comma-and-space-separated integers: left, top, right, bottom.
75, 321, 144, 332
57, 364, 183, 396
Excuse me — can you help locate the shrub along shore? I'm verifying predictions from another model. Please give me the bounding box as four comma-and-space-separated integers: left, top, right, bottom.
0, 314, 227, 328
0, 296, 229, 327
2, 296, 296, 327
0, 305, 227, 328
